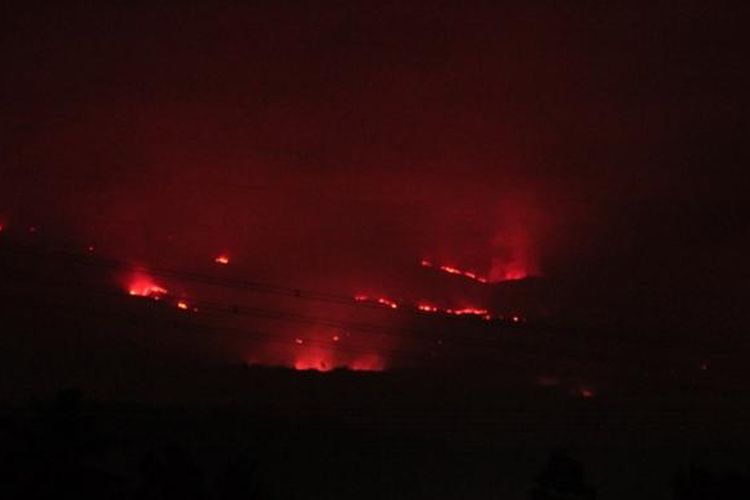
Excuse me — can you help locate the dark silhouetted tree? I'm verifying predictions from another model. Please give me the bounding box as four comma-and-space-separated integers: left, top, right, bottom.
674, 463, 750, 499
528, 449, 596, 500
137, 444, 206, 500
214, 449, 261, 499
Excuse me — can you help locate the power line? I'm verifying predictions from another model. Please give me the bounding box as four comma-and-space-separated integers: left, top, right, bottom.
1, 240, 740, 373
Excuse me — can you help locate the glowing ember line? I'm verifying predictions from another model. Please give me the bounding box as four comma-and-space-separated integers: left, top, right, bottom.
377, 297, 398, 309
439, 265, 462, 275
129, 285, 168, 298
421, 258, 488, 284
417, 303, 438, 313
353, 295, 399, 309
446, 307, 489, 317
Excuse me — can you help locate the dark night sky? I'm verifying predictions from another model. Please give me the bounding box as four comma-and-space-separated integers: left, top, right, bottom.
1, 1, 747, 332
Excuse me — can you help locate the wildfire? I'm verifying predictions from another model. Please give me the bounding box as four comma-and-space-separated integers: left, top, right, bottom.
446, 307, 489, 317
293, 354, 383, 372
127, 275, 168, 300
176, 300, 189, 310
416, 302, 493, 321
377, 297, 398, 309
350, 355, 385, 371
353, 295, 399, 309
420, 259, 488, 283
214, 254, 230, 265
417, 303, 438, 313
503, 270, 527, 280
129, 284, 168, 299
293, 358, 332, 372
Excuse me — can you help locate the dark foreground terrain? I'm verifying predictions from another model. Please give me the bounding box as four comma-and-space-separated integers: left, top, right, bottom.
2, 366, 750, 500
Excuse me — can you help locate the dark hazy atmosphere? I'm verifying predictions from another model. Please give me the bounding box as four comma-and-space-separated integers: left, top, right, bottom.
1, 1, 748, 498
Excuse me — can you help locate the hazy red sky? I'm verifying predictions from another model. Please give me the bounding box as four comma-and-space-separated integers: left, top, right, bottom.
1, 1, 746, 329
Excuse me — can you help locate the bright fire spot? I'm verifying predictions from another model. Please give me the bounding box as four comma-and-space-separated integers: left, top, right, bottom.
439, 265, 462, 275
294, 338, 304, 345
377, 297, 398, 309
332, 335, 340, 342
128, 276, 168, 300
214, 254, 230, 265
176, 300, 189, 310
511, 315, 522, 323
354, 294, 369, 302
420, 259, 432, 267
418, 303, 439, 313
